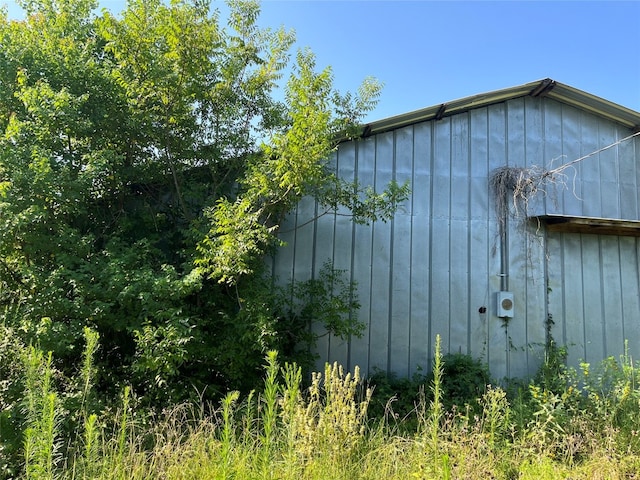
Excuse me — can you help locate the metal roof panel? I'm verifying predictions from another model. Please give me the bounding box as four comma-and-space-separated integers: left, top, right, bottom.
363, 79, 640, 136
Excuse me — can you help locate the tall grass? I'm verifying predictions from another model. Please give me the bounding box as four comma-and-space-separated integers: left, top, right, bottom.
6, 335, 640, 479
22, 347, 58, 480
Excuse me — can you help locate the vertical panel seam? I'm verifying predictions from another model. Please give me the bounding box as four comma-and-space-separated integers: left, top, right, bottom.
580, 235, 588, 362
636, 237, 640, 344
408, 125, 415, 377
560, 234, 564, 345
466, 111, 472, 355
616, 126, 622, 218
504, 102, 511, 378
448, 117, 453, 352
310, 163, 320, 355
348, 143, 358, 372
617, 237, 625, 346
597, 119, 604, 217
484, 107, 491, 367
598, 236, 607, 358
427, 121, 435, 368
559, 234, 567, 347
578, 110, 584, 217
367, 136, 377, 374
328, 150, 340, 360
387, 131, 396, 373
523, 100, 530, 373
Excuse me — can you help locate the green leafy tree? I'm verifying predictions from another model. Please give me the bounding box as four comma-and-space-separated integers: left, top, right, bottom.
0, 0, 408, 405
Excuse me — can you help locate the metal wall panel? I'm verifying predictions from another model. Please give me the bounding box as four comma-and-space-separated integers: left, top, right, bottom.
543, 100, 640, 221
389, 127, 413, 376
524, 97, 544, 168
486, 104, 509, 376
621, 237, 640, 343
349, 136, 376, 374
329, 141, 357, 369
468, 109, 491, 362
450, 113, 471, 355
292, 196, 317, 285
547, 233, 640, 367
619, 134, 638, 200
310, 151, 337, 371
601, 235, 624, 357
579, 112, 601, 218
408, 122, 432, 373
274, 95, 640, 380
430, 117, 453, 358
368, 132, 394, 372
600, 122, 621, 219
560, 104, 584, 216
542, 100, 565, 216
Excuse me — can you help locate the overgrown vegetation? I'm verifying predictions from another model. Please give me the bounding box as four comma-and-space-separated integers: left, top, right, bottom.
2, 332, 640, 479
3, 1, 640, 478
367, 352, 491, 425
0, 0, 408, 409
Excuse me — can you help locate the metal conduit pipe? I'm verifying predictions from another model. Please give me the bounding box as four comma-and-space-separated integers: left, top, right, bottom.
500, 189, 510, 377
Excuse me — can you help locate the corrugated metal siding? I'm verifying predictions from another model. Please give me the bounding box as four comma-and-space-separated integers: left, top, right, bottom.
546, 233, 640, 367
275, 95, 640, 380
539, 100, 640, 367
542, 101, 640, 220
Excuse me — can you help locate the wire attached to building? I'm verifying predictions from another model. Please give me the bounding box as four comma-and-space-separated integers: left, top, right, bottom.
547, 130, 640, 176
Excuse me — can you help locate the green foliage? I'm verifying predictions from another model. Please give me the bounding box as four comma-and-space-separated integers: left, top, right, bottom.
143, 261, 363, 398
194, 49, 405, 284
440, 352, 492, 412
0, 327, 103, 478
578, 348, 640, 435
4, 342, 640, 478
366, 369, 428, 426
0, 323, 24, 477
532, 339, 569, 395
283, 261, 364, 358
427, 334, 444, 449
22, 347, 59, 480
0, 0, 403, 408
504, 336, 640, 465
532, 314, 569, 395
480, 385, 511, 449
367, 351, 492, 424
3, 337, 640, 478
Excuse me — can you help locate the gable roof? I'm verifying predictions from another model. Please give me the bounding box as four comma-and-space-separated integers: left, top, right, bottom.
363, 79, 640, 137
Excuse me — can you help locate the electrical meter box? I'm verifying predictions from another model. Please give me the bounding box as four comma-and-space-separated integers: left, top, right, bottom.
496, 291, 514, 318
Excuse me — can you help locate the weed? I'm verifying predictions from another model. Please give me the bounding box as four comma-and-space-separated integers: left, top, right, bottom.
367, 350, 491, 427
3, 335, 640, 479
22, 346, 59, 480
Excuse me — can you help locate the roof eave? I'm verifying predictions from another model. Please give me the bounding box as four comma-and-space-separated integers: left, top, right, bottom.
361, 79, 640, 137
545, 83, 640, 131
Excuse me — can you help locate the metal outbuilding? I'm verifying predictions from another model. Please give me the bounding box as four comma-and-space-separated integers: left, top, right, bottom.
274, 79, 640, 380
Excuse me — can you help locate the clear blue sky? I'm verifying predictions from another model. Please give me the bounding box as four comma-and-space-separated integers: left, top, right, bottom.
4, 0, 640, 123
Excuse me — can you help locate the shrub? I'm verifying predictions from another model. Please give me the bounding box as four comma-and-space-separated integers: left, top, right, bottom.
0, 322, 25, 478
440, 353, 492, 412
366, 369, 428, 424
367, 353, 492, 426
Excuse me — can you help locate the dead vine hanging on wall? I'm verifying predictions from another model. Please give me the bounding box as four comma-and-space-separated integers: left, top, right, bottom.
489, 165, 556, 231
